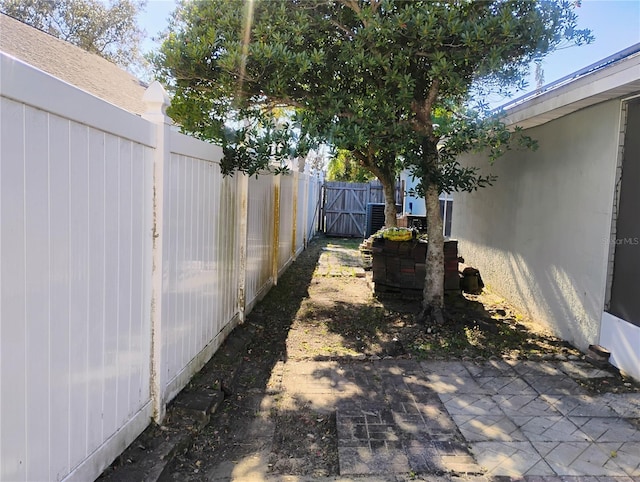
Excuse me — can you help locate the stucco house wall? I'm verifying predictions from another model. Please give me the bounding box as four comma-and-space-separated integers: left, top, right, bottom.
452, 99, 621, 352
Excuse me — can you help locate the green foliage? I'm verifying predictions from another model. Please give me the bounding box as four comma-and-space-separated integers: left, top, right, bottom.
326, 149, 375, 182
408, 104, 539, 197
154, 0, 590, 187
154, 0, 591, 306
219, 114, 316, 177
0, 0, 146, 70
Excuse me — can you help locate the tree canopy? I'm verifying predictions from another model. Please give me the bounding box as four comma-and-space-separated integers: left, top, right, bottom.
326, 149, 376, 182
155, 0, 591, 319
0, 0, 146, 70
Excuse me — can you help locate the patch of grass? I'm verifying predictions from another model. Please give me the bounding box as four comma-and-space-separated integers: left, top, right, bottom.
326, 238, 362, 250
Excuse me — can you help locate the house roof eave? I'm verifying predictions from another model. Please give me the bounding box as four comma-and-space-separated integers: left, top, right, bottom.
500, 44, 640, 130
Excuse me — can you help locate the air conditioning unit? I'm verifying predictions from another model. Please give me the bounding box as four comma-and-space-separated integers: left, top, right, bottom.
365, 203, 401, 237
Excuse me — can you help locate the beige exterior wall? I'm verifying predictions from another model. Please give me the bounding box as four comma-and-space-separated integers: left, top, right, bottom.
452, 100, 622, 351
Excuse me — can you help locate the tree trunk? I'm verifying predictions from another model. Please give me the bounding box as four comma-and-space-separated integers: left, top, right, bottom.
412, 80, 443, 323
367, 162, 397, 228
380, 174, 397, 228
422, 182, 445, 323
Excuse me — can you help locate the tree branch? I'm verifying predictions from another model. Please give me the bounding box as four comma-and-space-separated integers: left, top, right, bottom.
352, 149, 370, 168
330, 19, 356, 39
339, 0, 368, 28
425, 79, 440, 112
411, 79, 440, 138
343, 0, 361, 16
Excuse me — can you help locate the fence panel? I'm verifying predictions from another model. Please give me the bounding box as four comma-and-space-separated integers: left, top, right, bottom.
295, 173, 307, 255
307, 175, 321, 241
1, 54, 320, 482
323, 181, 368, 237
368, 179, 387, 203
246, 175, 275, 309
0, 58, 154, 482
161, 134, 240, 402
278, 173, 295, 273
322, 179, 401, 237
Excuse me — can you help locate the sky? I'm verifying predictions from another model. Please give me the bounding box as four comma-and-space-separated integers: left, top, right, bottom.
137, 0, 640, 106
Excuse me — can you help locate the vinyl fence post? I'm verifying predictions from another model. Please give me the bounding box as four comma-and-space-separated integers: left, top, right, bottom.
291, 170, 298, 259
302, 170, 310, 248
319, 181, 325, 233
237, 173, 249, 322
272, 174, 281, 286
142, 81, 171, 423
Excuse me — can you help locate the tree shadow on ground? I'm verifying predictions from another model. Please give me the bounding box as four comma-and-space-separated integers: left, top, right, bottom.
102, 237, 325, 481
359, 287, 583, 360
311, 237, 584, 361
185, 234, 324, 387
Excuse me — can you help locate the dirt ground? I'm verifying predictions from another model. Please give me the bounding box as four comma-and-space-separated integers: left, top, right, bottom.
132, 236, 640, 480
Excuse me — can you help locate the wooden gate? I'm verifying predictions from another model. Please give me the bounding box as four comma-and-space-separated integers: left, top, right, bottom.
321, 180, 402, 237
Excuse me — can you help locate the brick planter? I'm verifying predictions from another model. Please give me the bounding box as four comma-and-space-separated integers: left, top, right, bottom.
371, 238, 459, 297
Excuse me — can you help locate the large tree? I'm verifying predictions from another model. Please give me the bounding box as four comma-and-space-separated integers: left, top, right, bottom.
155, 0, 591, 321
0, 0, 146, 70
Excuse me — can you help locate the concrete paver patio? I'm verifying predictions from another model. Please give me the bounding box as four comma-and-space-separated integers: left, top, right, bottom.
276, 357, 640, 480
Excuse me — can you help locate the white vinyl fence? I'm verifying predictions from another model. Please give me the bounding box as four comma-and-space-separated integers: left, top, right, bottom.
0, 53, 320, 482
